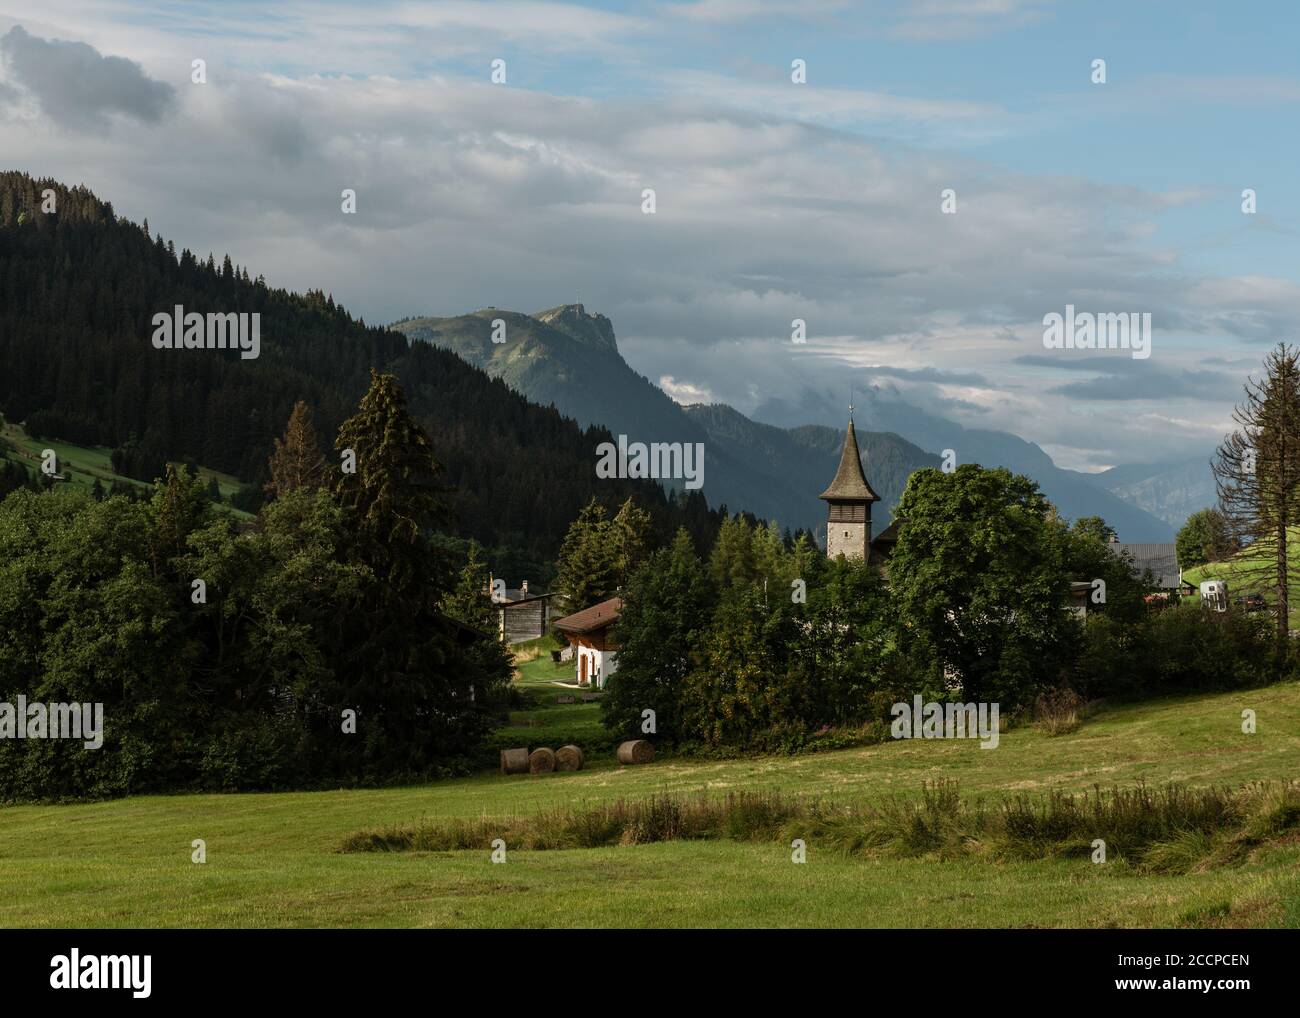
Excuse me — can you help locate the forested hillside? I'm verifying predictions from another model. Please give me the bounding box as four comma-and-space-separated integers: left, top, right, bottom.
394, 305, 939, 533
0, 172, 721, 572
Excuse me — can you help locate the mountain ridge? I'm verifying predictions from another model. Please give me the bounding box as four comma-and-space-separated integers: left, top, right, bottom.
394, 304, 1177, 542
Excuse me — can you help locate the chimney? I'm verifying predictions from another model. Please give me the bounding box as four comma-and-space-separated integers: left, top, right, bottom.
1108, 535, 1119, 544
521, 579, 529, 596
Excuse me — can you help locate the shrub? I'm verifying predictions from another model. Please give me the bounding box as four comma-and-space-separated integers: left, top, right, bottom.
1034, 686, 1084, 735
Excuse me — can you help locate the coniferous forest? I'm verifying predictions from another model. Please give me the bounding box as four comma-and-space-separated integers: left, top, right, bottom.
0, 170, 730, 799
0, 172, 721, 578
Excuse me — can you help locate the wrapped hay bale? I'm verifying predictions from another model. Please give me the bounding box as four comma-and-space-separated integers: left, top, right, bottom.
529, 747, 557, 774
500, 747, 530, 775
617, 739, 655, 765
555, 745, 584, 771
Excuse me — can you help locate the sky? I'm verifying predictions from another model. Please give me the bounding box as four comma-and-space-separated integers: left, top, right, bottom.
1, 0, 1297, 471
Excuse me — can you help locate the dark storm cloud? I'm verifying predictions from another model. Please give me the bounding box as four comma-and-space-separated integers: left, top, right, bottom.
1052, 367, 1236, 402
0, 26, 174, 129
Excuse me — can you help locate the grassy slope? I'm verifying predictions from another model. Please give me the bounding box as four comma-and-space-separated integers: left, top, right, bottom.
0, 422, 250, 516
1183, 533, 1300, 627
483, 638, 608, 762
2, 682, 1299, 928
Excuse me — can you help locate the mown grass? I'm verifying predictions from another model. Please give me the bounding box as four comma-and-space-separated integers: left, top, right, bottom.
2, 682, 1300, 927
482, 637, 610, 763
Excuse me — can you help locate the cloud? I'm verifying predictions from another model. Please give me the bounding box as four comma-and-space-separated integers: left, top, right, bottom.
664, 0, 850, 24
0, 25, 174, 129
891, 0, 1055, 40
1051, 367, 1237, 402
659, 375, 715, 404
0, 5, 1289, 474
854, 364, 991, 385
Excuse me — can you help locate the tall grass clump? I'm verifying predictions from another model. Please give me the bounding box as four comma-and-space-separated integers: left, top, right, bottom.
341, 780, 1300, 874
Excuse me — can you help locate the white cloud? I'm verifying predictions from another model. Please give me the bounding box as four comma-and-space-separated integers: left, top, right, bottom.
659, 375, 715, 404
0, 12, 1289, 471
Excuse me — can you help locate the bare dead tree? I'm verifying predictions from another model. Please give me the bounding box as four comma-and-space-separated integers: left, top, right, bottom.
1213, 343, 1300, 657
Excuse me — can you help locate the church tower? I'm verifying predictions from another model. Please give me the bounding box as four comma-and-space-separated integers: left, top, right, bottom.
819, 411, 880, 560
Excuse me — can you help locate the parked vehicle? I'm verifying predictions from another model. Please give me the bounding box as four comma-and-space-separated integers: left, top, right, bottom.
1200, 580, 1229, 613
1234, 592, 1267, 612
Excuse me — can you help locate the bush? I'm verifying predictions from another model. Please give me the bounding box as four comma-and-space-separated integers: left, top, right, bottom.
1072, 603, 1275, 699
1033, 686, 1084, 735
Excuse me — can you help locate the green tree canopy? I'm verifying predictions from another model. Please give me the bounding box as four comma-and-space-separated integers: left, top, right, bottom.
888, 464, 1074, 707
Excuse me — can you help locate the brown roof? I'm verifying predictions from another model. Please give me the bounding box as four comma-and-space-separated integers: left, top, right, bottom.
819, 419, 881, 502
553, 596, 623, 635
871, 518, 902, 548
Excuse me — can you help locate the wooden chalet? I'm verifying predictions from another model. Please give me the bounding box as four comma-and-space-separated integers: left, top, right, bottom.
552, 596, 622, 689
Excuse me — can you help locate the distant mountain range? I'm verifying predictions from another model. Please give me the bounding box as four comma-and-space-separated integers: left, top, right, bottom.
392, 306, 938, 540
1091, 457, 1217, 531
394, 306, 1195, 542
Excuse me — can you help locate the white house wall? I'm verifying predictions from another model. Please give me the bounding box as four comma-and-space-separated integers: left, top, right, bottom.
576, 646, 620, 688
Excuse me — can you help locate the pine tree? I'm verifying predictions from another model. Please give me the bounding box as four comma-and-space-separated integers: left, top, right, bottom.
554, 499, 618, 614
1213, 343, 1300, 657
333, 371, 452, 598
611, 497, 652, 585
600, 528, 713, 743
265, 401, 328, 499
443, 540, 495, 632
708, 514, 757, 591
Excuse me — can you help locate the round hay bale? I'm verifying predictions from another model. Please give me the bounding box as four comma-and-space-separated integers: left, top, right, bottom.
500, 747, 530, 775
529, 747, 557, 774
555, 745, 584, 771
617, 739, 655, 765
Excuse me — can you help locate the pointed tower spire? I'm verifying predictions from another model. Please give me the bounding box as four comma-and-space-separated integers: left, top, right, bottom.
820, 416, 880, 560
819, 418, 880, 502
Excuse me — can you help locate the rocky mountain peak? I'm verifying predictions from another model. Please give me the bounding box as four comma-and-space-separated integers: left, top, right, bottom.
533, 303, 618, 352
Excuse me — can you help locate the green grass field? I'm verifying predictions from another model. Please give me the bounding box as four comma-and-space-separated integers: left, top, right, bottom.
0, 421, 251, 517
1183, 534, 1300, 627
3, 676, 1299, 928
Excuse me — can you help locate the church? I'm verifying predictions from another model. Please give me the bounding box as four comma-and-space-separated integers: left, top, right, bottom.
819, 413, 896, 562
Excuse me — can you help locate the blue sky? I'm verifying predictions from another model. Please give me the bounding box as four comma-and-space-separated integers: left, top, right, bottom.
1, 0, 1297, 470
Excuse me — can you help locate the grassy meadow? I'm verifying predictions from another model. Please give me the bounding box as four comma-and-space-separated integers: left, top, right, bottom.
2, 671, 1299, 928
0, 421, 250, 515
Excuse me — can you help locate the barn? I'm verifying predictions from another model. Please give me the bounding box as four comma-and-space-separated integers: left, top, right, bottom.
494, 580, 553, 644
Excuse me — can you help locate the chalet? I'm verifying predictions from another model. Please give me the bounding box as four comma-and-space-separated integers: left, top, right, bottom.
552, 596, 622, 689
493, 579, 553, 644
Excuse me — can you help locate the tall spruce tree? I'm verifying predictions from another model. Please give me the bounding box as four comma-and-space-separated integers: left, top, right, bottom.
266, 400, 328, 499
553, 499, 619, 614
329, 371, 492, 772
1213, 343, 1300, 657
600, 528, 714, 743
